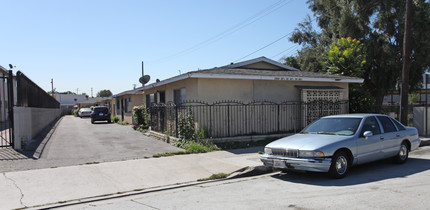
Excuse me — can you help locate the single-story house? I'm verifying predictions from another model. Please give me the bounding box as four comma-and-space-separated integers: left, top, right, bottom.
53, 93, 88, 115
76, 97, 111, 109
111, 88, 144, 124
140, 57, 364, 138
142, 57, 363, 105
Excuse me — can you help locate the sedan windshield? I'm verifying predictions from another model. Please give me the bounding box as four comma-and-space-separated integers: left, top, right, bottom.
302, 117, 362, 136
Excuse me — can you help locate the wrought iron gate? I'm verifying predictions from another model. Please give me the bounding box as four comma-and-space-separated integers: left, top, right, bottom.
0, 70, 14, 147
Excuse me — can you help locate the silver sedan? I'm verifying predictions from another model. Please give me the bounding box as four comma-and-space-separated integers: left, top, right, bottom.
260, 114, 420, 178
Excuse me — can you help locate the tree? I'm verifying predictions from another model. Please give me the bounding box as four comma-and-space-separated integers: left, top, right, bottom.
289, 0, 430, 112
323, 37, 366, 77
282, 56, 300, 69
47, 90, 76, 94
322, 37, 372, 112
96, 90, 112, 97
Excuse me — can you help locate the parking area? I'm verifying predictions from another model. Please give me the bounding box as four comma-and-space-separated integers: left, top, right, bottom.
0, 115, 183, 172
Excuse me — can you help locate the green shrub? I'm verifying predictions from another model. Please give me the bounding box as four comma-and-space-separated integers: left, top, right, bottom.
178, 105, 198, 141
117, 120, 127, 125
198, 173, 229, 181
185, 141, 218, 153
152, 140, 219, 158
72, 109, 78, 117
111, 116, 120, 123
133, 105, 150, 129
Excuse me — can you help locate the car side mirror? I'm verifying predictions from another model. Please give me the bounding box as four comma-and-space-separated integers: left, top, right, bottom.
363, 131, 373, 138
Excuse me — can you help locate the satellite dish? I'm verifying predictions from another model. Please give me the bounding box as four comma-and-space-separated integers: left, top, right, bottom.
139, 75, 150, 85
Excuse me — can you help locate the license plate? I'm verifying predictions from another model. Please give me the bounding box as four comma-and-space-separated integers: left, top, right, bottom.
273, 160, 286, 168
99, 113, 104, 116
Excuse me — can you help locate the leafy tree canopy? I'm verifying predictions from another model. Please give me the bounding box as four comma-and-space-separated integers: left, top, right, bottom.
96, 89, 113, 97
288, 0, 430, 112
322, 37, 370, 113
323, 37, 366, 77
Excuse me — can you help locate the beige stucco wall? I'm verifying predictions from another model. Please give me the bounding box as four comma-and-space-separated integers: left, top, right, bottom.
113, 94, 144, 124
142, 78, 350, 104
197, 78, 253, 102
143, 78, 198, 104
196, 78, 349, 103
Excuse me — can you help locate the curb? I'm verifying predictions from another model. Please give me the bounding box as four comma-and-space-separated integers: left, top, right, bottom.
32, 116, 63, 159
228, 165, 273, 179
26, 165, 273, 209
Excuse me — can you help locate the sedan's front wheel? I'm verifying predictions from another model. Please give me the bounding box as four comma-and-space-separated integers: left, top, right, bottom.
329, 151, 349, 179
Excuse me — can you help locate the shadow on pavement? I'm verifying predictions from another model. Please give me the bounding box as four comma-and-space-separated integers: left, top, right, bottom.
420, 139, 430, 147
271, 157, 430, 186
0, 117, 61, 160
226, 146, 264, 155
0, 147, 29, 160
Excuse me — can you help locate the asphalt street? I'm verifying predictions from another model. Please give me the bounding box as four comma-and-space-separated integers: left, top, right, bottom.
0, 115, 182, 172
67, 144, 430, 210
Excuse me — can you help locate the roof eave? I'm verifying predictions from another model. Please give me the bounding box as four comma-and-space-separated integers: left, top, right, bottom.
142, 74, 190, 90
189, 73, 364, 83
141, 73, 363, 91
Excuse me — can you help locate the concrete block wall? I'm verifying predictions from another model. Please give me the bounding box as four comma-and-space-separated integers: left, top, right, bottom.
13, 107, 60, 150
413, 107, 430, 136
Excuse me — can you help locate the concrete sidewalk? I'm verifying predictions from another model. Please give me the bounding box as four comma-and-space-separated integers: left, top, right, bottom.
0, 149, 263, 209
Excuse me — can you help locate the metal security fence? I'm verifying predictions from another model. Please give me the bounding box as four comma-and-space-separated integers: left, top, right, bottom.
16, 71, 59, 108
149, 100, 349, 138
0, 70, 14, 147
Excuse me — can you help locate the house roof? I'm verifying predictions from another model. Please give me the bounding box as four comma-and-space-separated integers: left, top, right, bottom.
112, 87, 144, 98
140, 57, 364, 91
222, 56, 300, 71
78, 97, 111, 105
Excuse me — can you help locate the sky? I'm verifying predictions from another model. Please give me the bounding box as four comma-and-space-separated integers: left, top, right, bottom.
1, 0, 313, 96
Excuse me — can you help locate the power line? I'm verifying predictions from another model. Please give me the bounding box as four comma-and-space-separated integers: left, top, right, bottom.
187, 0, 295, 54
234, 15, 319, 63
234, 1, 361, 63
154, 0, 294, 62
234, 32, 293, 62
270, 44, 300, 59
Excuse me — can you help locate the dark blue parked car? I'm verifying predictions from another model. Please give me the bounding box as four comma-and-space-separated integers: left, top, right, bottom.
91, 106, 111, 124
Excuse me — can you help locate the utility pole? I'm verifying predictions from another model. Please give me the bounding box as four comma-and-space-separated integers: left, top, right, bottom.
51, 79, 53, 94
91, 88, 93, 98
400, 0, 412, 125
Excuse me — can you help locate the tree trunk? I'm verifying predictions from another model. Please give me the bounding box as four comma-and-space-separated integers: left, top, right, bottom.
400, 0, 413, 125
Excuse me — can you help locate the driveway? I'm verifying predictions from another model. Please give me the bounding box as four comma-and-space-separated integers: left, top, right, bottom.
0, 115, 182, 172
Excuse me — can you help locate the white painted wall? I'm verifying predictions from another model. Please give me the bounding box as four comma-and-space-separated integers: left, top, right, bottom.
53, 94, 88, 105
13, 107, 60, 150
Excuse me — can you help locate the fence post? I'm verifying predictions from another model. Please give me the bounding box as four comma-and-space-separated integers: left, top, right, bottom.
175, 105, 179, 138
8, 70, 14, 147
227, 104, 230, 137
209, 105, 212, 137
277, 104, 280, 133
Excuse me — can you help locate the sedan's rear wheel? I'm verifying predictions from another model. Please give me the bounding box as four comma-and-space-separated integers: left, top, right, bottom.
329, 151, 349, 179
393, 142, 409, 164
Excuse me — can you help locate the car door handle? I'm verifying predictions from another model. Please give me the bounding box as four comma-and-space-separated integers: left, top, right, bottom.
380, 137, 384, 140
396, 134, 400, 137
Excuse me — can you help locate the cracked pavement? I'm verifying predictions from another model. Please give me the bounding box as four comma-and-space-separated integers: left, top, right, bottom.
1, 173, 26, 209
